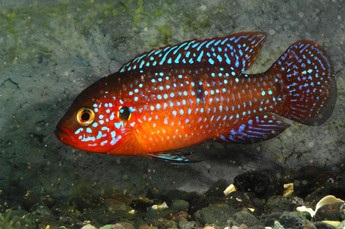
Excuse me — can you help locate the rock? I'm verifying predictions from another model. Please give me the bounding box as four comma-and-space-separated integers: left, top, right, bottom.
337, 220, 345, 227
178, 217, 198, 229
170, 199, 190, 211
99, 222, 135, 229
233, 171, 271, 198
193, 203, 236, 226
188, 194, 209, 215
30, 204, 53, 218
81, 224, 97, 229
265, 196, 296, 214
205, 179, 227, 198
313, 221, 337, 229
278, 212, 308, 229
164, 210, 191, 221
338, 202, 345, 222
153, 217, 178, 228
139, 224, 158, 229
130, 197, 154, 212
225, 191, 256, 211
232, 209, 261, 227
314, 202, 343, 221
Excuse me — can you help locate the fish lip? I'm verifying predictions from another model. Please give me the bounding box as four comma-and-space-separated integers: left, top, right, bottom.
55, 125, 75, 146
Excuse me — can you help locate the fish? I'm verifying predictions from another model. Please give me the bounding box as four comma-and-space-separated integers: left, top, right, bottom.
55, 31, 337, 159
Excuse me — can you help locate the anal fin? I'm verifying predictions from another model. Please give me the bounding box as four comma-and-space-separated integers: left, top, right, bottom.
149, 152, 201, 164
219, 113, 290, 144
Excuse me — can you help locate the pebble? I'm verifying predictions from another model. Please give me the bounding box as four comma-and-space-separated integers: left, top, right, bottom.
314, 201, 343, 221
232, 209, 260, 227
194, 203, 236, 226
233, 171, 271, 197
278, 212, 308, 228
6, 172, 345, 228
81, 224, 98, 229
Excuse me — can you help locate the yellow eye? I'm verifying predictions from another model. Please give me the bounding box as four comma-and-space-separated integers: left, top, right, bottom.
76, 108, 95, 126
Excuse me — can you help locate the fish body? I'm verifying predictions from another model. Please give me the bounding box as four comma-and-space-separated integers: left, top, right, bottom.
55, 32, 337, 156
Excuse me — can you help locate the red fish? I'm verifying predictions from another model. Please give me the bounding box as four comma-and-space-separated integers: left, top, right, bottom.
55, 31, 337, 159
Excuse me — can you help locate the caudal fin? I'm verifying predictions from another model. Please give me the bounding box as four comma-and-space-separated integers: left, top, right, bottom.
269, 40, 337, 125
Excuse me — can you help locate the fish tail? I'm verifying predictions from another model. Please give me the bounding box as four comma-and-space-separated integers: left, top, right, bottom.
269, 40, 337, 125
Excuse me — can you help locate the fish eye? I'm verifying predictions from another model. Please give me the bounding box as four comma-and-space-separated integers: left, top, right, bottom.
118, 106, 131, 121
76, 107, 95, 126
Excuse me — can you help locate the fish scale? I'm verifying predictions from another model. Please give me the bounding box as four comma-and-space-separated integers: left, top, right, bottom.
128, 67, 281, 152
55, 31, 337, 159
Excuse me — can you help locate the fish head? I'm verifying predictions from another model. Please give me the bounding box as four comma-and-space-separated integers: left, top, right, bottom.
55, 76, 140, 155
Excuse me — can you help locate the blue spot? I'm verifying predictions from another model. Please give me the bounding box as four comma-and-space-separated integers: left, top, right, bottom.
208, 58, 215, 65
261, 91, 266, 96
96, 131, 103, 139
217, 55, 222, 62
114, 122, 123, 129
75, 127, 83, 135
225, 53, 231, 65
197, 50, 204, 62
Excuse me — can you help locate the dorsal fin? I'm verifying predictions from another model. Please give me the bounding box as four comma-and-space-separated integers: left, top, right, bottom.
120, 31, 267, 73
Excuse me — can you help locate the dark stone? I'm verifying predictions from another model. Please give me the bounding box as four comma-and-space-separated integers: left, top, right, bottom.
225, 191, 256, 211
188, 195, 209, 215
264, 196, 296, 214
233, 171, 271, 198
170, 199, 190, 212
232, 209, 261, 227
313, 221, 337, 229
146, 187, 161, 199
314, 202, 343, 221
129, 197, 154, 212
205, 179, 227, 198
278, 212, 308, 229
193, 203, 236, 227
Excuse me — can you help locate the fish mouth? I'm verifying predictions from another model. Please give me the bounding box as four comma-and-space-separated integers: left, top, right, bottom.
55, 125, 75, 146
